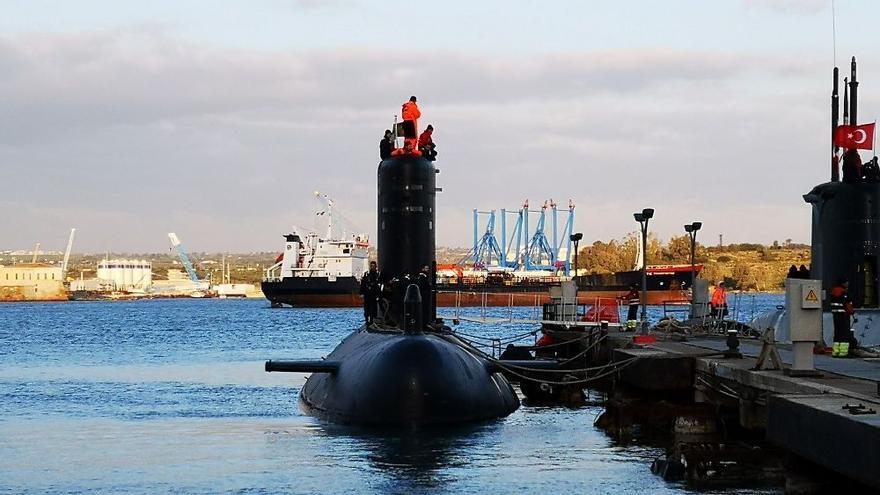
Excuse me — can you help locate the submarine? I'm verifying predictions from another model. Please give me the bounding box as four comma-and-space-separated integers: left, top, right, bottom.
265, 138, 522, 426
756, 57, 880, 349
805, 56, 880, 349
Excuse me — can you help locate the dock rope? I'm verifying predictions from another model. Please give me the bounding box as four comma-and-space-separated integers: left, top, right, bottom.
447, 332, 638, 386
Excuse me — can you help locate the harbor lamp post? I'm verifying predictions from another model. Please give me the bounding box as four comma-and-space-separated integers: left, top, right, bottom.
633, 208, 654, 333
570, 232, 583, 278
684, 221, 702, 317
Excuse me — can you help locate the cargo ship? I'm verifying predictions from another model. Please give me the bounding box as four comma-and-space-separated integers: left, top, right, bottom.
262, 234, 701, 308
262, 228, 370, 307
435, 264, 700, 307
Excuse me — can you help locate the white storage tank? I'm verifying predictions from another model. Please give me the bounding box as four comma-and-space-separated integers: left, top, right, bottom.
143, 260, 153, 289
122, 259, 133, 289
132, 260, 144, 290
111, 259, 125, 290
130, 261, 142, 290
96, 260, 110, 282
134, 260, 152, 290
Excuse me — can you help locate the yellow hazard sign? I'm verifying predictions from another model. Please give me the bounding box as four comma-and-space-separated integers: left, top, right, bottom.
800, 282, 822, 309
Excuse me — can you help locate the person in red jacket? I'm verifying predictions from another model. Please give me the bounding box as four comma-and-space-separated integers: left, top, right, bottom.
418, 124, 436, 161
401, 96, 421, 151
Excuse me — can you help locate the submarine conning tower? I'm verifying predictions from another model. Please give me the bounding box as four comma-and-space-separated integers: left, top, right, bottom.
377, 153, 437, 327
806, 56, 880, 309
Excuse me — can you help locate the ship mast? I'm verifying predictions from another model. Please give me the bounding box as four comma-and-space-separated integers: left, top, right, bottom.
314, 191, 334, 240
850, 56, 859, 127
832, 66, 839, 182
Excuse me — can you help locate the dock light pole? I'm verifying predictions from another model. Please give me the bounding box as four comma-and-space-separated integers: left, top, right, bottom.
633, 208, 654, 333
570, 232, 583, 279
684, 221, 702, 317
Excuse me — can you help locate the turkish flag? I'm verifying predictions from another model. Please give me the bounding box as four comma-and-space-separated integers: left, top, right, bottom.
834, 123, 875, 150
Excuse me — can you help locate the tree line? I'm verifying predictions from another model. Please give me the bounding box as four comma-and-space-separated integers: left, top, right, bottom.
577, 235, 811, 291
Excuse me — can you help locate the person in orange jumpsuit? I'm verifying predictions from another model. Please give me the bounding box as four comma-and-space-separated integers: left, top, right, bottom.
401, 96, 421, 151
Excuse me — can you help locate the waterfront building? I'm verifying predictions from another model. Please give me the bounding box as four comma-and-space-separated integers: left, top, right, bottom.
0, 263, 67, 301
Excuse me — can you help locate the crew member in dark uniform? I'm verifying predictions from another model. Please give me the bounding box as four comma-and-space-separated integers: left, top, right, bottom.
829, 277, 855, 358
379, 129, 394, 160
797, 264, 810, 279
360, 261, 381, 326
621, 284, 640, 331
417, 264, 433, 327
863, 156, 880, 182
842, 148, 863, 183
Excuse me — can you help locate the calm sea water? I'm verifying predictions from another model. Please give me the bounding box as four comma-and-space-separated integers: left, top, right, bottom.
0, 296, 783, 494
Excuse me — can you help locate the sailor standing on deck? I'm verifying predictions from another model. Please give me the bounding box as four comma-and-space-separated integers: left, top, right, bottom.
621, 284, 640, 331
401, 96, 421, 151
379, 129, 395, 160
417, 264, 433, 327
360, 261, 381, 326
830, 277, 856, 358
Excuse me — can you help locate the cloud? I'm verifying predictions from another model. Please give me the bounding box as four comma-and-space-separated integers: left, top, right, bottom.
291, 0, 357, 10
0, 30, 851, 251
742, 0, 827, 15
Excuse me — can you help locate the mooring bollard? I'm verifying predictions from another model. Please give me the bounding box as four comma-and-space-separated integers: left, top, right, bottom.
724, 327, 742, 358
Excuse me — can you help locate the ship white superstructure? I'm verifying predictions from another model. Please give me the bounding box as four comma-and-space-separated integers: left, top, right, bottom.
265, 228, 369, 282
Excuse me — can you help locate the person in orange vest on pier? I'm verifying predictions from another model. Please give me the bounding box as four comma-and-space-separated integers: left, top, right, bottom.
620, 284, 640, 331
401, 96, 421, 151
829, 277, 856, 358
710, 281, 728, 320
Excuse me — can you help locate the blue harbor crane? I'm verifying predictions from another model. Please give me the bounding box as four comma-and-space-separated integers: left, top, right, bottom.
524, 200, 555, 271
500, 201, 527, 270
555, 199, 576, 275
470, 199, 576, 275
168, 232, 210, 291
472, 210, 504, 268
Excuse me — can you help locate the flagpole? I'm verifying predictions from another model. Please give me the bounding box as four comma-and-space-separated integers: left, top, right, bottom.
874, 119, 877, 156
832, 0, 837, 67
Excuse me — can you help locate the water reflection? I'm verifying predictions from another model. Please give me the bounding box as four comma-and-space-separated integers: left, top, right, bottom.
317, 422, 495, 491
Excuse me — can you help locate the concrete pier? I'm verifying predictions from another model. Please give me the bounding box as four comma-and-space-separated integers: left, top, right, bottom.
607, 331, 880, 490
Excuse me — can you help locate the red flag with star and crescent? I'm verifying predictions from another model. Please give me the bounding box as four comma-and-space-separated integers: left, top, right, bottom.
834, 123, 875, 150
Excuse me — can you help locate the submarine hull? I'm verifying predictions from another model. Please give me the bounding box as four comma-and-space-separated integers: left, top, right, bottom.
299, 329, 520, 426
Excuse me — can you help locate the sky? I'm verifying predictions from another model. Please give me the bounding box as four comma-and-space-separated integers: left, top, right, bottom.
2, 0, 880, 253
